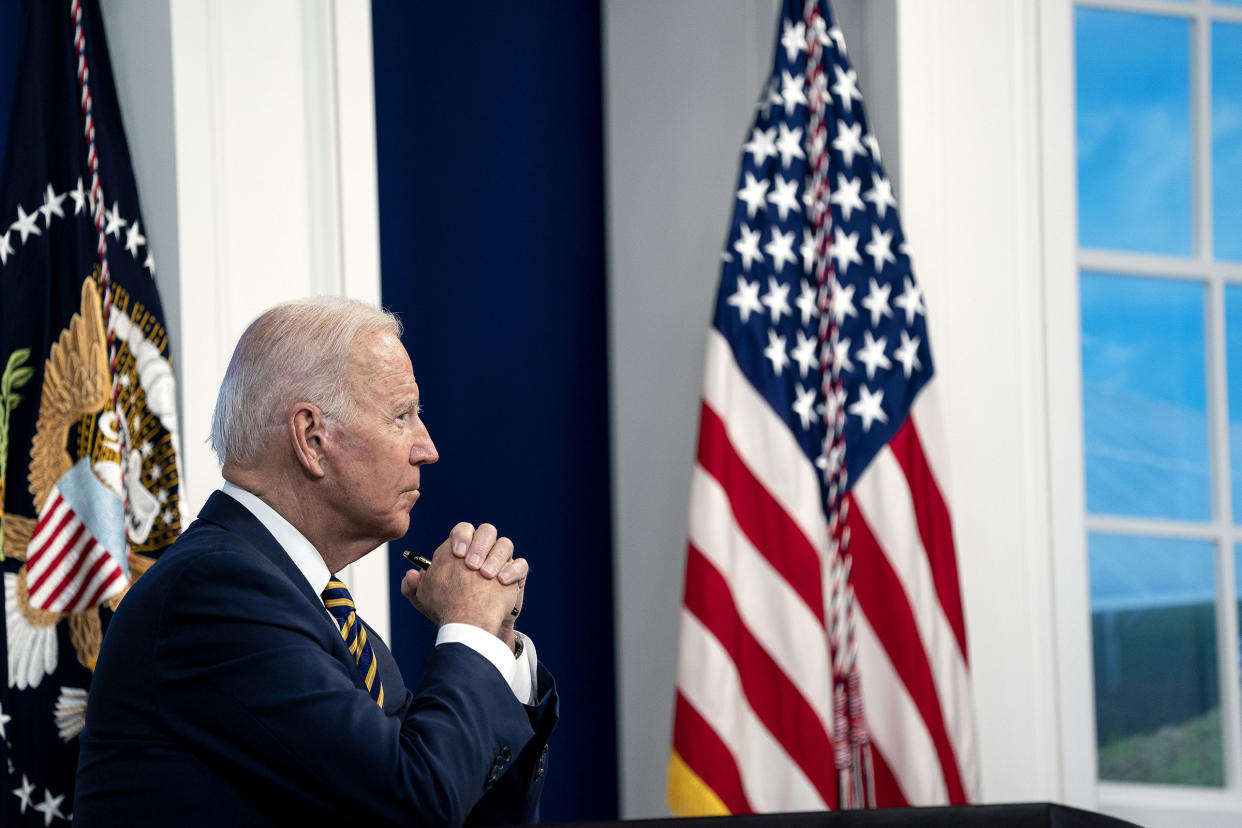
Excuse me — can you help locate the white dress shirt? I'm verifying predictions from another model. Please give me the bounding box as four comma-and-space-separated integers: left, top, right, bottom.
220, 483, 538, 704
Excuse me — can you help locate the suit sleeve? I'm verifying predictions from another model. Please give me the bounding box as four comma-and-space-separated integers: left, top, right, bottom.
465, 660, 558, 826
150, 549, 553, 827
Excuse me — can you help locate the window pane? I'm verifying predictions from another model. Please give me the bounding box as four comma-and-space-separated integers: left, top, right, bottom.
1213, 22, 1242, 261
1080, 272, 1210, 519
1091, 533, 1222, 786
1227, 286, 1242, 518
1076, 8, 1192, 255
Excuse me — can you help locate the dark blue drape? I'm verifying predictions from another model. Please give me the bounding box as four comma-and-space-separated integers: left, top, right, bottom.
0, 0, 19, 164
371, 1, 617, 822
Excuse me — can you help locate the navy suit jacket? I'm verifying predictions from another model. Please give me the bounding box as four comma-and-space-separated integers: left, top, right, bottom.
74, 491, 557, 827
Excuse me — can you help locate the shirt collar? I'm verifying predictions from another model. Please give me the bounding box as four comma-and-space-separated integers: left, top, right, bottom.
221, 481, 333, 597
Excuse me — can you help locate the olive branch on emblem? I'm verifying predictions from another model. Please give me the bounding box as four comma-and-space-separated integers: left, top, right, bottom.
0, 347, 34, 560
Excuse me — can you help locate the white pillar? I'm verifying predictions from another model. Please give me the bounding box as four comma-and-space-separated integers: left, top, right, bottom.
102, 0, 389, 638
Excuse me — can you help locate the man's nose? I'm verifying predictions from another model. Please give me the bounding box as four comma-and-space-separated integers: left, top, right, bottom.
411, 425, 438, 465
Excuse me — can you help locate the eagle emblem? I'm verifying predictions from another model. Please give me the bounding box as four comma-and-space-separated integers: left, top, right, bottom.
5, 275, 179, 686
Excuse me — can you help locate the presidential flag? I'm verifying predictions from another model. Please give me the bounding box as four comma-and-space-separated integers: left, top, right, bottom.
669, 0, 979, 813
0, 1, 182, 823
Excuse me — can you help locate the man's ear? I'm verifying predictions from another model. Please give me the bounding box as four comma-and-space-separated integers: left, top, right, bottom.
288, 402, 328, 479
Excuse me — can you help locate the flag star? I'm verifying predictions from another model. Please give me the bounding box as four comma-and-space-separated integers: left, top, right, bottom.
736, 172, 769, 218
10, 204, 41, 244
767, 174, 800, 220
775, 123, 806, 168
39, 184, 66, 226
828, 25, 847, 54
144, 250, 156, 274
70, 177, 87, 214
158, 488, 169, 504
726, 275, 763, 324
104, 201, 127, 238
140, 440, 154, 458
800, 228, 817, 275
733, 224, 764, 271
119, 372, 131, 387
830, 173, 864, 221
831, 226, 862, 276
125, 219, 146, 256
791, 330, 817, 378
764, 227, 798, 273
33, 789, 66, 826
743, 126, 778, 166
832, 119, 865, 168
863, 132, 882, 164
163, 508, 176, 524
0, 701, 9, 738
11, 774, 34, 813
781, 19, 807, 62
830, 65, 862, 114
780, 70, 807, 115
150, 463, 162, 480
0, 231, 12, 266
893, 276, 925, 325
832, 336, 854, 373
855, 330, 892, 380
863, 175, 898, 219
757, 78, 783, 119
761, 276, 792, 323
763, 329, 790, 376
894, 329, 923, 377
864, 224, 896, 273
849, 384, 888, 432
792, 383, 819, 429
861, 277, 893, 327
830, 276, 857, 324
796, 279, 818, 326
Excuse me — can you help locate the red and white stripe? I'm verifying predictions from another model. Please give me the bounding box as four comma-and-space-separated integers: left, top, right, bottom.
25, 488, 127, 614
674, 330, 980, 809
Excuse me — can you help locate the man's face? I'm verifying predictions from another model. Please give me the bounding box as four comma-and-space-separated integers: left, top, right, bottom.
325, 331, 438, 548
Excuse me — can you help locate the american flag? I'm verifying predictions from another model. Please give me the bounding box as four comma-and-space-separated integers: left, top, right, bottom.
669, 0, 979, 813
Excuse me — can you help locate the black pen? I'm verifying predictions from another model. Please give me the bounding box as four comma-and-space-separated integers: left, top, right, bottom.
403, 550, 432, 570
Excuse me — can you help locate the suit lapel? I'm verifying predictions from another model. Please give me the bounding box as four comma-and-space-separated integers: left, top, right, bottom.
194, 490, 408, 711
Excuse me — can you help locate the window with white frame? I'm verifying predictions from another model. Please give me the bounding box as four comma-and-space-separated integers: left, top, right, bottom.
1074, 0, 1242, 803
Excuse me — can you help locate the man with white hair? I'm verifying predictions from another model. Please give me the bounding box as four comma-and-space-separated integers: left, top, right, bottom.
75, 298, 557, 826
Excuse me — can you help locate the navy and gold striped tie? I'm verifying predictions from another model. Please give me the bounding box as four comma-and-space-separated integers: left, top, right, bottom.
321, 578, 384, 709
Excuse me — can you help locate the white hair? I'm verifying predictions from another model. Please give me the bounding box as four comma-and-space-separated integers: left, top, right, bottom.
210, 297, 402, 468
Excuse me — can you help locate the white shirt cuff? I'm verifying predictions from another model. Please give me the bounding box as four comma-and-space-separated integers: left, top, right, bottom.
436, 624, 537, 705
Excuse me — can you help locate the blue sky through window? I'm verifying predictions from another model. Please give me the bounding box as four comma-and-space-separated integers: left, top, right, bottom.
1077, 7, 1192, 256
1080, 272, 1210, 520
1213, 22, 1242, 261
